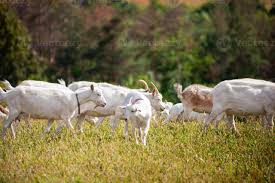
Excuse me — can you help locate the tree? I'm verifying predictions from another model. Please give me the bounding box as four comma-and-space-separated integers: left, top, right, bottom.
0, 5, 45, 84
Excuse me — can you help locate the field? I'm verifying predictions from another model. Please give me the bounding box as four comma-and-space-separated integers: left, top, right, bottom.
0, 119, 274, 182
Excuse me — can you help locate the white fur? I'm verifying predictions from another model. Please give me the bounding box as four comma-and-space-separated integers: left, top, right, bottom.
159, 101, 173, 120
1, 80, 74, 135
204, 78, 275, 132
0, 85, 106, 138
111, 92, 152, 145
68, 81, 165, 132
2, 80, 67, 90
164, 103, 208, 123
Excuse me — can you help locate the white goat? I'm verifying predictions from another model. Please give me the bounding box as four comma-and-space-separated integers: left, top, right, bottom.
65, 80, 165, 112
164, 103, 208, 124
67, 81, 97, 91
3, 80, 104, 133
159, 101, 173, 120
2, 80, 74, 135
0, 84, 106, 139
65, 80, 165, 132
160, 109, 170, 120
204, 78, 275, 132
100, 81, 165, 128
164, 103, 184, 123
2, 80, 67, 90
111, 92, 152, 145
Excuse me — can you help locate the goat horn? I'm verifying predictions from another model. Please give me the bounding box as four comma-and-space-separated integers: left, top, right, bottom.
150, 82, 159, 93
138, 80, 149, 91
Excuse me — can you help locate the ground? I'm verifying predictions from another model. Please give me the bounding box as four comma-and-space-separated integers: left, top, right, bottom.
0, 119, 274, 182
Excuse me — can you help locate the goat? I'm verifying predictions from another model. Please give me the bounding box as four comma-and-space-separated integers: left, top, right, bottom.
98, 80, 165, 128
160, 109, 170, 120
204, 78, 275, 133
2, 80, 67, 90
164, 103, 208, 124
66, 80, 165, 132
159, 101, 173, 120
1, 80, 73, 135
2, 80, 103, 133
176, 83, 213, 115
174, 83, 224, 127
0, 84, 106, 139
67, 81, 96, 91
164, 103, 184, 123
111, 92, 152, 145
66, 80, 165, 113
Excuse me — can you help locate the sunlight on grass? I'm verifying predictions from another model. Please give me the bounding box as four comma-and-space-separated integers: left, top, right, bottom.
0, 120, 274, 182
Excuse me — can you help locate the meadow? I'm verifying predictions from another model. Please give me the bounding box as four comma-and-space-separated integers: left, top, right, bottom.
0, 120, 274, 183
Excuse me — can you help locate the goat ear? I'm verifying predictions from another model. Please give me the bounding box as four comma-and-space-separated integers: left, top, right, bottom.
128, 97, 133, 105
90, 84, 94, 91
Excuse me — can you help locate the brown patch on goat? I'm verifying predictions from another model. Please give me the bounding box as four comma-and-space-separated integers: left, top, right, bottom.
0, 105, 8, 115
181, 84, 213, 113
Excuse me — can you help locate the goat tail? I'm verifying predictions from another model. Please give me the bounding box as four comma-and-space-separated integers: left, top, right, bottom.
0, 87, 7, 102
1, 80, 14, 90
173, 83, 182, 93
57, 78, 66, 86
173, 83, 183, 100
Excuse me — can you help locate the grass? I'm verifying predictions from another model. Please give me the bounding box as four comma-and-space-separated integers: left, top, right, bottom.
0, 119, 274, 183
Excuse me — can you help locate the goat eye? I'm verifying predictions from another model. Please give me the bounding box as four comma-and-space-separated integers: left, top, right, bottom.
97, 94, 101, 96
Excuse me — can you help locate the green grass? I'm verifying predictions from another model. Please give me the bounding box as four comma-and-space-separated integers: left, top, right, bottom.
0, 120, 274, 182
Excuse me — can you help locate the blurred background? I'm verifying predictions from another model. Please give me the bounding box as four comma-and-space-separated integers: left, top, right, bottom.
0, 0, 274, 102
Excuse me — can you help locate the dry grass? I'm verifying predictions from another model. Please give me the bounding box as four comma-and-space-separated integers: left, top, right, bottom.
128, 0, 208, 7
129, 0, 273, 9
0, 119, 274, 182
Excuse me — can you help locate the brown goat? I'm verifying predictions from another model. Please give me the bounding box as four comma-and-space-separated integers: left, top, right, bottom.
174, 83, 222, 123
181, 84, 213, 114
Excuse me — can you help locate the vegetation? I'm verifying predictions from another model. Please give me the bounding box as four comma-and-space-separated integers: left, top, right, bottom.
0, 1, 274, 182
0, 120, 273, 182
0, 5, 45, 82
0, 0, 274, 102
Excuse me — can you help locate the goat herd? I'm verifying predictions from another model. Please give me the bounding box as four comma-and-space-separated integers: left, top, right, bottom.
0, 78, 274, 145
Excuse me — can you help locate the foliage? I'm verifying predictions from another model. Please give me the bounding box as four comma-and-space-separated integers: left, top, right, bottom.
0, 120, 273, 182
1, 0, 275, 100
0, 5, 45, 84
